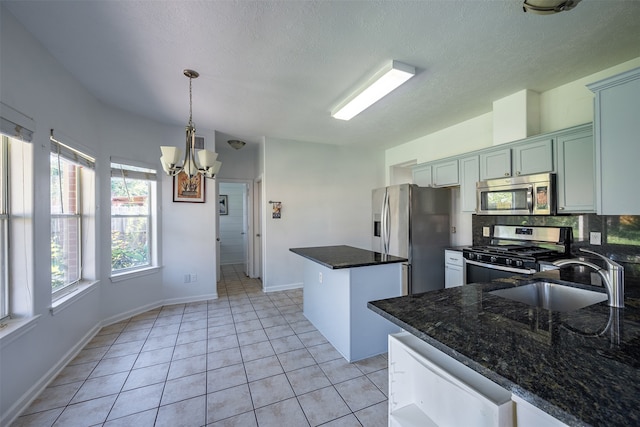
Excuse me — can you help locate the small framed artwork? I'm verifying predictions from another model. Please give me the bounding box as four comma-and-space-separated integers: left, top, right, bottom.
173, 172, 205, 203
219, 195, 228, 215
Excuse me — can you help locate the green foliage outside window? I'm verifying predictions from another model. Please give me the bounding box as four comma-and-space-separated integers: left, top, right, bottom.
111, 173, 152, 272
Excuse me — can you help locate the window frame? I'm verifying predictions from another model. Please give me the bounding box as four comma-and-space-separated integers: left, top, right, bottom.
50, 136, 95, 300
0, 136, 9, 320
110, 160, 158, 278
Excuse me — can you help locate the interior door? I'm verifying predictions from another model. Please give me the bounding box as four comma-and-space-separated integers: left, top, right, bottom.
254, 177, 262, 280
216, 180, 221, 282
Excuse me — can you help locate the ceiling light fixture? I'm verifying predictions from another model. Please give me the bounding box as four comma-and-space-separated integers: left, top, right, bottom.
227, 139, 246, 150
160, 69, 222, 179
522, 0, 580, 14
331, 60, 415, 121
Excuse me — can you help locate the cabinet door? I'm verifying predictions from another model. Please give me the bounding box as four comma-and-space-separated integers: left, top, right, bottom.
460, 156, 479, 212
432, 160, 459, 187
589, 68, 640, 215
445, 265, 463, 288
445, 250, 464, 288
513, 139, 553, 176
556, 127, 595, 213
413, 164, 432, 187
480, 148, 511, 180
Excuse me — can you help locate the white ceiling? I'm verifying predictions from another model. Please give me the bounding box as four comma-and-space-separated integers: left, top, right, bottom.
4, 0, 640, 149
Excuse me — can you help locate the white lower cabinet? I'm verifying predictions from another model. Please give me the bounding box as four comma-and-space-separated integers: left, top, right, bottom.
388, 332, 513, 427
444, 250, 463, 288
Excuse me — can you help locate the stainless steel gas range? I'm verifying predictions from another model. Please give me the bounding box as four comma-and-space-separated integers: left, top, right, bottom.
463, 225, 572, 284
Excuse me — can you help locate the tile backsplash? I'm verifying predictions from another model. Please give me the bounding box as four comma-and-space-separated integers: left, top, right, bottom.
472, 214, 640, 279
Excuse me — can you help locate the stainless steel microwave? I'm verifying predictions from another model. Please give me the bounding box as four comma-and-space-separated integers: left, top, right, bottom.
476, 173, 555, 215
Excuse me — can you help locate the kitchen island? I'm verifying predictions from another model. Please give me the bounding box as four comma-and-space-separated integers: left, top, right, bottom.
290, 245, 406, 362
368, 270, 640, 426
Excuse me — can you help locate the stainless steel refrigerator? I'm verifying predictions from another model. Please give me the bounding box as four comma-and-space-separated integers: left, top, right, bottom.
372, 184, 451, 295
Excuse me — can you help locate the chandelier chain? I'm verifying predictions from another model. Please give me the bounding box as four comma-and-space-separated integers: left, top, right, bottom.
188, 76, 193, 126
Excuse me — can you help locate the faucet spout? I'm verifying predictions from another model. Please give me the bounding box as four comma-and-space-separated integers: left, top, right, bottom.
552, 249, 624, 308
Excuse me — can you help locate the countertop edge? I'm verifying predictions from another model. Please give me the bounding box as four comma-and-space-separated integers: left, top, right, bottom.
290, 245, 407, 270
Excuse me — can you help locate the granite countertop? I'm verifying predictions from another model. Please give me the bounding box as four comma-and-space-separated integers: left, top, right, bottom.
290, 245, 407, 269
368, 270, 640, 427
445, 246, 470, 252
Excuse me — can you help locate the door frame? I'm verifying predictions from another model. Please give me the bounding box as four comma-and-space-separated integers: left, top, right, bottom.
216, 178, 256, 278
253, 175, 263, 280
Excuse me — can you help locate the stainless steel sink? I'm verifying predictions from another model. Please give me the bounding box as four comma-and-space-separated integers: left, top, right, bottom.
489, 282, 607, 312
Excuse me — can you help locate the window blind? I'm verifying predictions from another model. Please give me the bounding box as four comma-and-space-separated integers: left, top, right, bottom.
0, 102, 35, 142
50, 130, 95, 169
110, 161, 157, 181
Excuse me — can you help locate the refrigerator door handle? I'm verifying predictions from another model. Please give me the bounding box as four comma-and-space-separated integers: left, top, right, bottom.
382, 189, 390, 255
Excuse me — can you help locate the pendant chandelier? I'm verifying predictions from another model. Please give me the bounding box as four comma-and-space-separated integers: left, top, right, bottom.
160, 69, 222, 179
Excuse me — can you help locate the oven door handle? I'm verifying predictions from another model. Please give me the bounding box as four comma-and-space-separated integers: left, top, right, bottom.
464, 258, 536, 274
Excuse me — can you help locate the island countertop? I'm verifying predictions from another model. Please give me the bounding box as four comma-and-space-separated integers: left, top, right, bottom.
368, 271, 640, 427
290, 245, 407, 270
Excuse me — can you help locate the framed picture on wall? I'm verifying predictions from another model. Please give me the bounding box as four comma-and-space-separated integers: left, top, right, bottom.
173, 172, 205, 203
219, 195, 228, 215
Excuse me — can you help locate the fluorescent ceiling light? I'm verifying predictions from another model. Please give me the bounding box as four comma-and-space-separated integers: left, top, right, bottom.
331, 60, 415, 121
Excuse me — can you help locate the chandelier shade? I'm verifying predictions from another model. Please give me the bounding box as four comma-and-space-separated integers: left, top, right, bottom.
160, 69, 222, 179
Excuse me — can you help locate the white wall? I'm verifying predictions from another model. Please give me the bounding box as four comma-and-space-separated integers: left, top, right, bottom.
0, 8, 220, 423
261, 138, 385, 292
386, 57, 640, 172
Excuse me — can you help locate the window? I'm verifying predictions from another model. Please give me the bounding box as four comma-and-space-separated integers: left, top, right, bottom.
50, 137, 95, 297
1, 103, 36, 319
110, 161, 157, 274
0, 136, 8, 320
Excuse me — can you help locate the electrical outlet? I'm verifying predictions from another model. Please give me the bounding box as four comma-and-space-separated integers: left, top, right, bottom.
451, 226, 457, 234
483, 227, 490, 237
590, 232, 602, 245
184, 274, 191, 283
318, 272, 323, 283
190, 273, 198, 283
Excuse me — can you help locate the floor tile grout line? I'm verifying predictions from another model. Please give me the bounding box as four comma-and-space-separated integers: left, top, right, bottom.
15, 266, 388, 426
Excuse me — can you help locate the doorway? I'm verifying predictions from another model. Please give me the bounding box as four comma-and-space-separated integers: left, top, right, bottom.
218, 181, 249, 276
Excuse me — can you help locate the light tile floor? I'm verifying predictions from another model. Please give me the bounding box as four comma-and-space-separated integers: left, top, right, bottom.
12, 264, 389, 427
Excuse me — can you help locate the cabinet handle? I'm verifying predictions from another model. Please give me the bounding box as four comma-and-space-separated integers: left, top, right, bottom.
516, 171, 521, 176
504, 172, 510, 177
559, 207, 565, 210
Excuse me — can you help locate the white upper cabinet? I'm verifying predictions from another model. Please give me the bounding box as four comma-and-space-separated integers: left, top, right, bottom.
412, 164, 433, 187
479, 137, 554, 181
512, 138, 554, 177
413, 160, 459, 188
588, 67, 640, 215
460, 155, 479, 212
479, 148, 511, 180
432, 160, 459, 187
555, 125, 595, 213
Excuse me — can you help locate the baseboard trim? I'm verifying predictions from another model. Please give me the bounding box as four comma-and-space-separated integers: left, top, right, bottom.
5, 292, 217, 425
163, 292, 218, 306
264, 282, 303, 293
1, 323, 101, 427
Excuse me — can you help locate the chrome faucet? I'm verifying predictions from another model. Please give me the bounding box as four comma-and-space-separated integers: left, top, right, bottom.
552, 248, 624, 308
